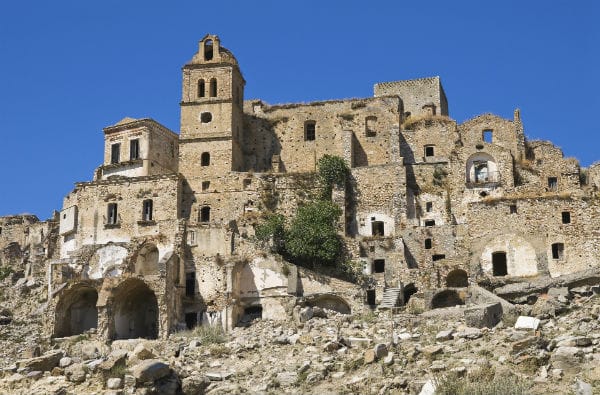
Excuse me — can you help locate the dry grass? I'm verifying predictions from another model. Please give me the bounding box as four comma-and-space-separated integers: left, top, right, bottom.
402, 114, 452, 129
434, 365, 530, 395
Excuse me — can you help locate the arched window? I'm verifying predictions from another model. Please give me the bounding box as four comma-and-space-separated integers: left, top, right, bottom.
204, 39, 213, 61
200, 206, 211, 222
209, 78, 217, 97
198, 79, 205, 97
201, 152, 210, 166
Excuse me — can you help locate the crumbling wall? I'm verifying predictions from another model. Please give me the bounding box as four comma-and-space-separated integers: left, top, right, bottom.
242, 96, 401, 173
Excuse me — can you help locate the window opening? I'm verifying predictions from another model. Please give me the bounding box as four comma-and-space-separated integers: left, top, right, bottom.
201, 112, 212, 123
130, 139, 140, 160
244, 305, 263, 320
366, 116, 377, 137
373, 259, 385, 273
200, 206, 211, 222
202, 181, 210, 191
185, 313, 197, 329
107, 203, 118, 225
552, 243, 564, 260
483, 129, 493, 143
510, 205, 517, 214
142, 199, 153, 221
424, 219, 435, 227
424, 238, 432, 249
209, 78, 217, 97
474, 161, 489, 183
198, 79, 205, 97
201, 152, 210, 166
561, 211, 571, 224
548, 177, 558, 191
432, 254, 445, 261
492, 252, 507, 276
371, 221, 384, 236
111, 143, 120, 164
425, 202, 433, 212
204, 39, 213, 60
366, 290, 376, 305
188, 230, 196, 245
424, 145, 435, 157
185, 272, 196, 296
305, 121, 316, 141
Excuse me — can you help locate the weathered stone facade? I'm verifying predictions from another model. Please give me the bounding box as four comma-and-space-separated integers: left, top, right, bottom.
1, 34, 599, 342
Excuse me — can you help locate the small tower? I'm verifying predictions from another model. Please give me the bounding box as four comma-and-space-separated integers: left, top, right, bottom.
179, 34, 246, 176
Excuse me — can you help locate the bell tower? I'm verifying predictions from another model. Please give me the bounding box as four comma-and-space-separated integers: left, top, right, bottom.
179, 34, 245, 176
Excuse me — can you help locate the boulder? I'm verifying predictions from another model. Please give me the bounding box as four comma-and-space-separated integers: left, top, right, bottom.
550, 347, 583, 373
298, 307, 314, 323
65, 363, 88, 383
454, 327, 482, 340
464, 302, 502, 328
130, 343, 156, 361
181, 375, 211, 395
514, 316, 540, 330
435, 329, 454, 341
131, 359, 170, 383
107, 377, 123, 389
276, 371, 298, 386
59, 357, 73, 368
17, 350, 63, 372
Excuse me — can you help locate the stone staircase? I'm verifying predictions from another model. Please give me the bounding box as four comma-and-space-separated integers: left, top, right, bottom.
378, 287, 402, 309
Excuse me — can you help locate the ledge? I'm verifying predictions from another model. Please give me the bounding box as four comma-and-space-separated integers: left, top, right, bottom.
137, 220, 156, 226
104, 223, 121, 229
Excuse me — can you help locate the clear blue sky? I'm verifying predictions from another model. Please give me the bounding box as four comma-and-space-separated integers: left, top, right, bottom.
0, 1, 598, 219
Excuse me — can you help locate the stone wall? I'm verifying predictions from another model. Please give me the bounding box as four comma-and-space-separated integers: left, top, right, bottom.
467, 197, 600, 278
374, 76, 448, 117
60, 174, 181, 258
242, 96, 401, 173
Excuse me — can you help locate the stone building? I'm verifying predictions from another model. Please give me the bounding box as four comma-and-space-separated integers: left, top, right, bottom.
1, 34, 599, 340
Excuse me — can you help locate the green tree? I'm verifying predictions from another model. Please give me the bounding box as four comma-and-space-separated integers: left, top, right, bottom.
254, 213, 285, 253
285, 200, 342, 267
317, 155, 349, 199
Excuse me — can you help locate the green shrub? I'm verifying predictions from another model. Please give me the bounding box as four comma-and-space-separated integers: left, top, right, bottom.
285, 200, 342, 267
317, 155, 349, 198
0, 266, 13, 281
194, 325, 227, 344
254, 213, 286, 253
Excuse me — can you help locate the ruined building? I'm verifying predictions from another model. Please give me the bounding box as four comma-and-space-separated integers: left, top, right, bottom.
2, 34, 600, 341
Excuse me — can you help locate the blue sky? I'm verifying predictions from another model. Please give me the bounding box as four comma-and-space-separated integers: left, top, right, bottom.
0, 1, 598, 219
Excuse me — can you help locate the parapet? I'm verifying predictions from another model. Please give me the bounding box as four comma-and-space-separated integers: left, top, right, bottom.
374, 76, 448, 118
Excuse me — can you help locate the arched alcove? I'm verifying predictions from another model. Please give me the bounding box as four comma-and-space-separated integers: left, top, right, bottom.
431, 289, 464, 309
403, 283, 418, 304
112, 279, 158, 340
54, 285, 98, 337
466, 152, 498, 184
135, 244, 159, 276
308, 294, 351, 314
446, 269, 468, 287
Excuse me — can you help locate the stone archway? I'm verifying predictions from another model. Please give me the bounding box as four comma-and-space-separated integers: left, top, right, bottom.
431, 289, 464, 309
112, 279, 158, 340
308, 294, 351, 314
403, 283, 418, 304
54, 285, 98, 337
446, 269, 468, 287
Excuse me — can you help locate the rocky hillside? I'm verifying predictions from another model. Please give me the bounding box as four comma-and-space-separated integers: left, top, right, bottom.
1, 275, 599, 394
